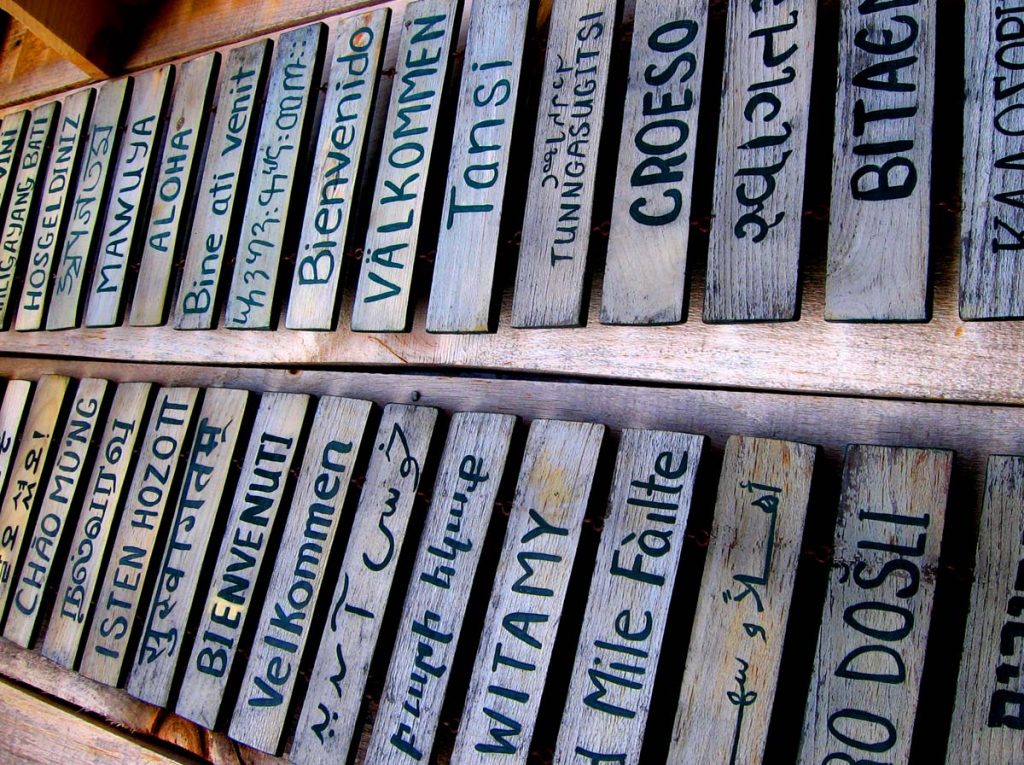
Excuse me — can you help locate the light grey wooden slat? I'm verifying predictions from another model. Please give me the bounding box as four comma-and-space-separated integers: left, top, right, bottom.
0, 111, 28, 220
225, 23, 325, 330
40, 382, 153, 669
2, 378, 109, 648
451, 419, 604, 764
668, 435, 815, 763
78, 386, 199, 687
824, 0, 935, 321
797, 444, 952, 763
601, 0, 708, 326
124, 387, 250, 707
129, 54, 219, 327
47, 79, 130, 330
0, 380, 33, 507
284, 10, 390, 331
175, 392, 309, 729
174, 40, 269, 330
351, 0, 463, 332
426, 0, 531, 334
364, 411, 516, 764
289, 403, 438, 765
552, 427, 703, 764
510, 0, 617, 328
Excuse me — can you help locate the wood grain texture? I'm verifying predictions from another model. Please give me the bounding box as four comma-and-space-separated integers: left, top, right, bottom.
0, 0, 116, 77
668, 435, 815, 763
290, 403, 438, 765
364, 411, 516, 764
554, 427, 703, 764
0, 110, 28, 213
451, 418, 604, 763
824, 0, 935, 321
0, 379, 33, 503
798, 444, 952, 764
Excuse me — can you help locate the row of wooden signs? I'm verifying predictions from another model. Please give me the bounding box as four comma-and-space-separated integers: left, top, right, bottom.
0, 373, 1017, 762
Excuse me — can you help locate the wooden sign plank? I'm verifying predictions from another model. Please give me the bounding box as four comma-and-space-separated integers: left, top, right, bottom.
947, 455, 1024, 763
601, 0, 708, 326
364, 411, 516, 763
3, 378, 109, 648
0, 111, 29, 220
824, 0, 935, 321
797, 444, 952, 764
175, 392, 309, 728
668, 435, 815, 762
510, 0, 617, 328
289, 403, 438, 765
0, 380, 33, 504
15, 88, 94, 331
350, 0, 463, 332
0, 102, 58, 327
451, 419, 604, 763
84, 66, 172, 328
124, 387, 249, 707
40, 382, 153, 669
552, 428, 703, 763
129, 53, 219, 327
425, 0, 531, 334
174, 40, 270, 330
229, 396, 372, 753
47, 79, 130, 330
285, 10, 390, 331
78, 386, 199, 687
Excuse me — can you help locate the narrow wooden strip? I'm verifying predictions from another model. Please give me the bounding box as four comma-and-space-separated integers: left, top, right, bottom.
510, 0, 617, 328
0, 379, 33, 503
175, 391, 309, 729
284, 10, 390, 331
668, 435, 815, 762
47, 79, 130, 330
0, 111, 28, 218
824, 0, 935, 321
600, 0, 708, 326
364, 411, 516, 763
797, 444, 952, 763
553, 428, 703, 764
451, 418, 604, 763
84, 66, 172, 328
3, 377, 109, 647
173, 40, 269, 331
125, 387, 250, 707
130, 54, 219, 327
426, 0, 531, 334
351, 0, 463, 332
15, 88, 93, 331
289, 403, 438, 765
40, 382, 153, 669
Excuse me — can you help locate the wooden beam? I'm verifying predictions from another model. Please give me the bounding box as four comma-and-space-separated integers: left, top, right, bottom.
0, 0, 116, 77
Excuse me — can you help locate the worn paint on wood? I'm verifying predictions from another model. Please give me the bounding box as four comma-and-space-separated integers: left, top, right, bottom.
0, 111, 28, 215
0, 380, 33, 507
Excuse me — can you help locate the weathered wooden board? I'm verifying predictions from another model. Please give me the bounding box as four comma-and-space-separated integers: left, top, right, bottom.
129, 54, 219, 327
798, 444, 952, 763
668, 435, 815, 763
175, 391, 309, 729
364, 411, 516, 763
78, 386, 199, 687
824, 0, 935, 321
83, 66, 172, 328
451, 419, 604, 763
0, 374, 69, 623
289, 403, 438, 765
947, 456, 1024, 763
0, 379, 33, 505
351, 0, 462, 332
601, 0, 708, 326
229, 395, 371, 753
47, 79, 130, 330
225, 23, 324, 330
284, 10, 390, 331
2, 378, 108, 647
124, 387, 250, 707
174, 40, 269, 330
510, 0, 617, 328
14, 88, 93, 331
426, 0, 531, 333
553, 427, 703, 764
0, 110, 28, 214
